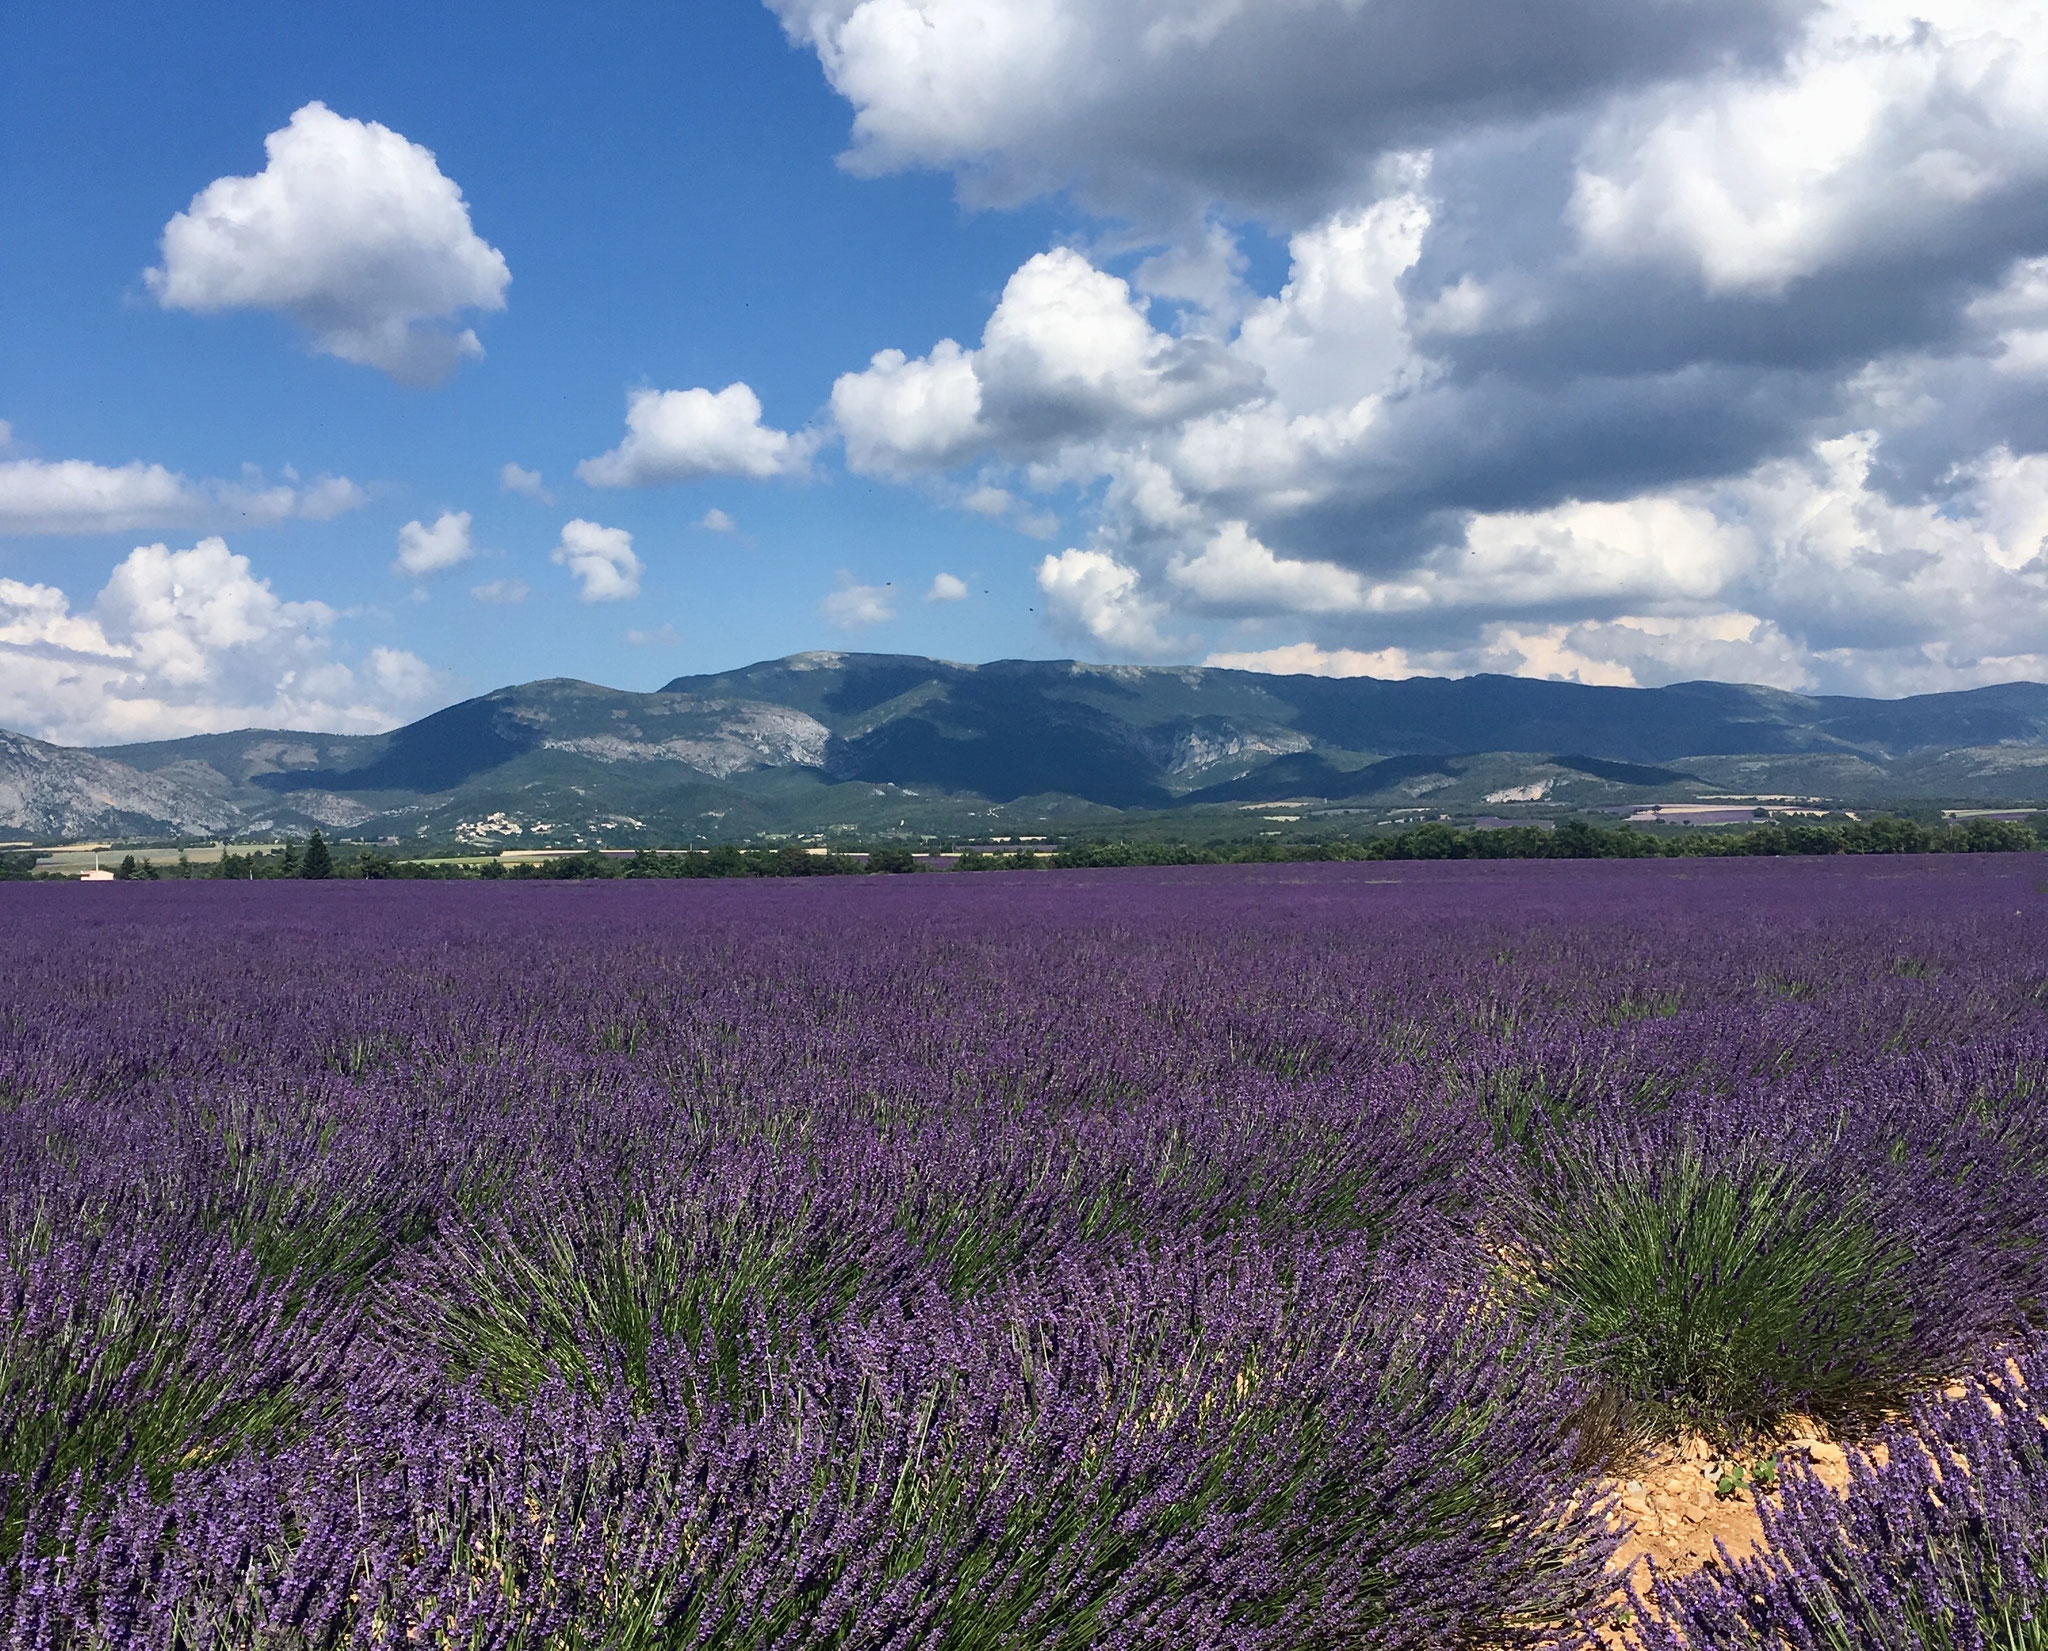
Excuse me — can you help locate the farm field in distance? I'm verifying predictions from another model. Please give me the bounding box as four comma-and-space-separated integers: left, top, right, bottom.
3, 857, 2047, 1648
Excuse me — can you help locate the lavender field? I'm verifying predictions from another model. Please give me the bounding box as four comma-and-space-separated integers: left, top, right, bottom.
4, 857, 2047, 1649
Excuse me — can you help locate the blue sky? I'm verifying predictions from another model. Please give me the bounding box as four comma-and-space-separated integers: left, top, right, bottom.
5, 0, 2048, 743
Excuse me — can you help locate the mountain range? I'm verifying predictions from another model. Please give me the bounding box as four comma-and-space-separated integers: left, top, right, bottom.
6, 652, 2048, 845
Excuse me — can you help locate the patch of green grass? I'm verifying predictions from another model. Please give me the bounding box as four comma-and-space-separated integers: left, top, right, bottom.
1501, 1131, 1925, 1450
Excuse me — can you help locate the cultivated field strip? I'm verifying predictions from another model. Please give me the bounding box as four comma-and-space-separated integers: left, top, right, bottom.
1, 856, 2044, 1648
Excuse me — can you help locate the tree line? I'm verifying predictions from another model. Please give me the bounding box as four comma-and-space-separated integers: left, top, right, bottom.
2, 814, 2038, 885
1021, 814, 2042, 868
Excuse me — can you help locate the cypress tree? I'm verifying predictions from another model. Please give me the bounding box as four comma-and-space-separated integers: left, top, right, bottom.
301, 831, 334, 880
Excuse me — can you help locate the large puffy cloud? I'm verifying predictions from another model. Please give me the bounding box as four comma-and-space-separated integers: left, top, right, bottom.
772, 0, 2048, 695
0, 449, 365, 537
578, 385, 817, 485
1037, 547, 1184, 657
1205, 616, 1814, 691
832, 248, 1257, 474
0, 538, 439, 744
832, 341, 986, 474
1571, 1, 2048, 297
1014, 400, 2048, 693
148, 102, 508, 385
771, 0, 1799, 226
1192, 432, 2048, 692
1166, 522, 1368, 615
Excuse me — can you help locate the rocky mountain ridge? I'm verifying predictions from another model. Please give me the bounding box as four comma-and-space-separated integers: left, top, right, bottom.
2, 653, 2044, 844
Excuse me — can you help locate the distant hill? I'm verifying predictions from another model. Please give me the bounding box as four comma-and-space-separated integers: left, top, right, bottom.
0, 729, 245, 841
1, 652, 2043, 844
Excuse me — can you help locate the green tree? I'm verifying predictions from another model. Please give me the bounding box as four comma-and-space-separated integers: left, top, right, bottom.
1851, 816, 1934, 854
301, 831, 333, 880
114, 854, 138, 880
1405, 821, 1469, 860
1951, 817, 2039, 853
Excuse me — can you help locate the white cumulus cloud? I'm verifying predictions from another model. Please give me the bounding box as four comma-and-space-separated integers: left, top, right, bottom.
550, 519, 643, 602
1571, 1, 2048, 296
147, 102, 508, 385
1167, 521, 1367, 615
821, 573, 896, 630
0, 459, 199, 537
1204, 642, 1422, 679
926, 572, 970, 602
578, 385, 816, 486
499, 463, 549, 501
0, 450, 365, 537
833, 340, 988, 475
762, 0, 2048, 693
392, 511, 476, 578
364, 644, 439, 701
1036, 548, 1183, 657
0, 537, 440, 744
1204, 616, 1813, 690
832, 249, 1258, 475
696, 507, 738, 532
769, 0, 1787, 226
1200, 434, 2048, 692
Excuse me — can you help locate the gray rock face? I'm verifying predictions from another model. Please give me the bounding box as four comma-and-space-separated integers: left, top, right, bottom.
1142, 718, 1314, 776
273, 791, 380, 828
0, 731, 241, 839
539, 700, 830, 777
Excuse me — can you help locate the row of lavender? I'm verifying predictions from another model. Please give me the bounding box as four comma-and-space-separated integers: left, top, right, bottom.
2, 857, 2046, 1647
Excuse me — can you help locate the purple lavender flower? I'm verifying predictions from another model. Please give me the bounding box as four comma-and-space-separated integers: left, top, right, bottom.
0, 854, 2042, 1644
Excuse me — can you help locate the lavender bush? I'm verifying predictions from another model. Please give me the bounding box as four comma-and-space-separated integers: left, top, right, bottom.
0, 854, 2044, 1644
0, 1224, 355, 1541
1494, 1091, 2042, 1448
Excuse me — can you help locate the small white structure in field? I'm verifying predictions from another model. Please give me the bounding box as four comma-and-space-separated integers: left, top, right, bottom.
79, 869, 115, 881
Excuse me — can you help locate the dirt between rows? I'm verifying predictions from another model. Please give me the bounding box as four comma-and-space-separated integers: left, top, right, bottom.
1585, 1408, 1914, 1649
1588, 1363, 2021, 1648
1602, 1429, 1854, 1585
